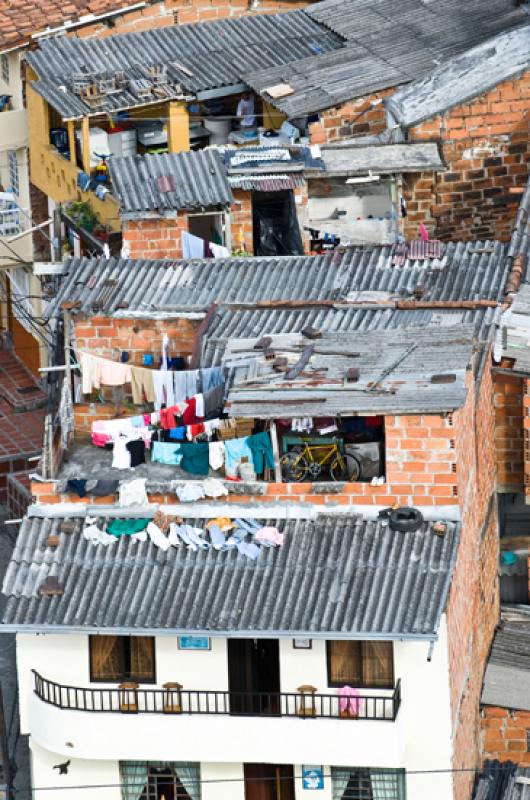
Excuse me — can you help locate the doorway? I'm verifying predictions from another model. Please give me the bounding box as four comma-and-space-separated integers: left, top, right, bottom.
227, 639, 280, 715
244, 764, 294, 800
252, 190, 303, 256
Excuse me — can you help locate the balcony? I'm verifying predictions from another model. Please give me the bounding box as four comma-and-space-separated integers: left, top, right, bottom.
30, 672, 405, 765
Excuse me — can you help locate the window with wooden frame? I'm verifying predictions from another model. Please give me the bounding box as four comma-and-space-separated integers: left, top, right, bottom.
326, 641, 394, 688
89, 636, 156, 683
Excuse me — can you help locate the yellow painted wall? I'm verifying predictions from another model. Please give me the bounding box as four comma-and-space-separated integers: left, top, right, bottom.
27, 84, 121, 232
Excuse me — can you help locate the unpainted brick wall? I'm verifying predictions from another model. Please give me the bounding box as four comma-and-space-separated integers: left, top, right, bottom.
494, 371, 524, 492
231, 189, 254, 254
445, 363, 500, 800
309, 90, 392, 145
123, 217, 189, 260
72, 0, 313, 39
406, 71, 530, 242
481, 707, 530, 765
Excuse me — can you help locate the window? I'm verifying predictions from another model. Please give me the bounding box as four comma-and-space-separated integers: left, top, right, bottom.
120, 762, 201, 800
89, 636, 155, 683
327, 641, 394, 688
7, 151, 19, 197
1, 55, 9, 84
332, 767, 406, 800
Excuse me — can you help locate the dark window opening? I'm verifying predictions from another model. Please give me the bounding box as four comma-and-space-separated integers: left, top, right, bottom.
228, 638, 281, 715
332, 767, 405, 800
327, 641, 394, 689
120, 762, 200, 800
244, 764, 294, 800
252, 190, 303, 256
90, 635, 156, 683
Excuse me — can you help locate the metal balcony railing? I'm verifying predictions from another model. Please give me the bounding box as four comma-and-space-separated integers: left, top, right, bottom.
32, 671, 401, 721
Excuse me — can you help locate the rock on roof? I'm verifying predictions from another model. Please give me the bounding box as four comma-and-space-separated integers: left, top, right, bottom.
109, 150, 233, 217
1, 511, 459, 638
481, 622, 530, 712
386, 26, 530, 128
0, 0, 131, 52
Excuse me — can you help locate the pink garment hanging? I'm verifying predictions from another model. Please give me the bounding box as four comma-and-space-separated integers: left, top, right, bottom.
419, 222, 430, 241
255, 527, 284, 546
338, 685, 362, 717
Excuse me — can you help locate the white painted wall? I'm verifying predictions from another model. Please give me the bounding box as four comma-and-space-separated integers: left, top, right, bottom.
18, 618, 454, 800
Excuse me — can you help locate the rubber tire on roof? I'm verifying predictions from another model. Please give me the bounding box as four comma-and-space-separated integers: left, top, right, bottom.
389, 507, 424, 533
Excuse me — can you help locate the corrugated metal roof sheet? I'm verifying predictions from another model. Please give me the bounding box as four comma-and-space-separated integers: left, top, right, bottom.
481, 622, 530, 711
109, 150, 233, 216
26, 12, 343, 119
221, 326, 474, 417
473, 761, 530, 800
1, 512, 459, 638
45, 240, 511, 319
320, 142, 445, 176
386, 26, 530, 128
246, 0, 530, 117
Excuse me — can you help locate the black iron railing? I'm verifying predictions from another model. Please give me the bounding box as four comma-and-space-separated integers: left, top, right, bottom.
32, 671, 401, 721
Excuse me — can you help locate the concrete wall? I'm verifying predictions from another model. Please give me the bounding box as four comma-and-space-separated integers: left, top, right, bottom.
18, 622, 453, 800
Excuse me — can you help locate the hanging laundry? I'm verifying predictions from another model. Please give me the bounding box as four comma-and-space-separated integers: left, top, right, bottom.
182, 230, 205, 259
210, 243, 230, 259
256, 526, 284, 546
160, 404, 188, 430
80, 352, 101, 394
200, 367, 224, 393
130, 365, 156, 405
89, 479, 119, 497
153, 371, 175, 411
161, 333, 170, 372
151, 442, 182, 465
180, 442, 210, 475
173, 372, 189, 405
204, 419, 221, 439
203, 384, 225, 418
186, 423, 205, 441
175, 483, 205, 503
168, 523, 209, 551
92, 432, 112, 448
81, 352, 132, 393
131, 529, 148, 542
237, 541, 260, 560
185, 371, 199, 400
207, 523, 226, 549
112, 434, 134, 470
126, 440, 146, 468
203, 477, 228, 498
182, 397, 201, 425
147, 521, 171, 551
106, 517, 150, 537
247, 432, 274, 475
118, 478, 148, 507
209, 441, 225, 472
195, 393, 205, 418
83, 520, 117, 546
169, 427, 187, 441
292, 418, 313, 433
206, 517, 235, 532
224, 436, 253, 477
66, 479, 88, 497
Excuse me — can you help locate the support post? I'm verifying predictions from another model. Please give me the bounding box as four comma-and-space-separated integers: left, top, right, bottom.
67, 120, 76, 166
269, 420, 282, 484
52, 204, 62, 261
167, 101, 190, 153
81, 116, 90, 173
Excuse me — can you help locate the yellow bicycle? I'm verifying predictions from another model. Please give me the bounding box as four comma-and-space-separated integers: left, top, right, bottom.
280, 441, 352, 482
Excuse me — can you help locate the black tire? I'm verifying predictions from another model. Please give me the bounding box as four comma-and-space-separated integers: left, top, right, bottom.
280, 452, 309, 482
345, 454, 361, 482
330, 458, 348, 482
389, 507, 424, 533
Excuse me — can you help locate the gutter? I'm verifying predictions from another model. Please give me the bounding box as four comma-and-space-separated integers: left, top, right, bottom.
30, 2, 148, 40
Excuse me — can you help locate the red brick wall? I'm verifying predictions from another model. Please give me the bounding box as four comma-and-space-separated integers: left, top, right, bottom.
73, 0, 313, 39
123, 217, 188, 260
73, 315, 199, 368
481, 707, 530, 765
445, 363, 500, 800
309, 90, 392, 145
406, 71, 530, 242
231, 189, 253, 255
494, 371, 524, 492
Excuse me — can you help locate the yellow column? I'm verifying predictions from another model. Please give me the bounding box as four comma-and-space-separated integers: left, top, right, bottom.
167, 101, 190, 153
81, 116, 90, 173
67, 121, 76, 166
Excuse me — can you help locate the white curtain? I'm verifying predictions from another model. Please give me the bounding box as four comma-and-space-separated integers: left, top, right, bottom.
175, 763, 201, 800
331, 768, 351, 800
371, 770, 404, 799
120, 762, 149, 800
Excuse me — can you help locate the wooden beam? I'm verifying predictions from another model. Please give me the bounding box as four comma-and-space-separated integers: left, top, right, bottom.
67, 120, 76, 167
81, 116, 90, 173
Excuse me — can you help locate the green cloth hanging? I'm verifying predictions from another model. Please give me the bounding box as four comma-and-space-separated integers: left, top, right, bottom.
106, 518, 150, 537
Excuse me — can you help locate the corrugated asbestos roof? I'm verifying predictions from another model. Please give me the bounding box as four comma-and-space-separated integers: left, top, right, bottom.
320, 142, 445, 176
45, 240, 511, 319
222, 326, 474, 417
473, 762, 530, 800
26, 11, 343, 119
108, 150, 233, 217
386, 26, 530, 128
481, 622, 530, 712
245, 0, 530, 117
1, 512, 459, 637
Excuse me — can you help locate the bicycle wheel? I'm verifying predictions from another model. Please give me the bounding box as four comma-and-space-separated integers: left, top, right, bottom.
330, 457, 348, 482
345, 454, 361, 482
280, 452, 309, 482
